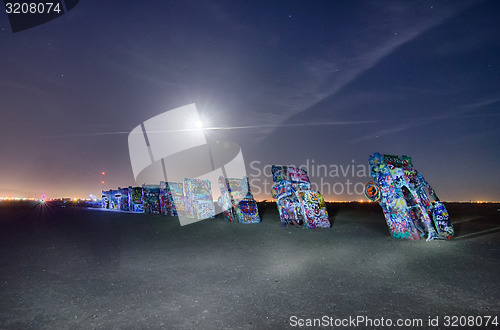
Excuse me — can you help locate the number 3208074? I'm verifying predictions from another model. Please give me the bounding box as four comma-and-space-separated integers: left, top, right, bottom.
5, 2, 62, 14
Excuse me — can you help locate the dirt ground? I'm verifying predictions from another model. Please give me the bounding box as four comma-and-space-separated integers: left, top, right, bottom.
0, 201, 498, 329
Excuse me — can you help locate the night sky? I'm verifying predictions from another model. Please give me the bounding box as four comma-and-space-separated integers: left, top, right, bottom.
1, 0, 499, 201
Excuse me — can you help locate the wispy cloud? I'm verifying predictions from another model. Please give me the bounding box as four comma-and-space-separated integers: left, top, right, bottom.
254, 1, 482, 136
349, 96, 500, 143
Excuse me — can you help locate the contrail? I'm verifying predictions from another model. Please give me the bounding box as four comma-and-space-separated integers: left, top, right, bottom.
36, 120, 379, 139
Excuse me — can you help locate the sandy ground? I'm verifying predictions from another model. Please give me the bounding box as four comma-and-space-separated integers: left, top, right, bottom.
0, 201, 498, 329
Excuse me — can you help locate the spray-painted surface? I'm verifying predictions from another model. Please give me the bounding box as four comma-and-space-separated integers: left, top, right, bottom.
271, 165, 330, 228
128, 187, 144, 213
160, 181, 185, 216
218, 176, 260, 223
101, 189, 120, 211
168, 182, 186, 217
101, 190, 111, 209
184, 178, 216, 219
365, 153, 454, 240
118, 187, 130, 211
142, 184, 161, 214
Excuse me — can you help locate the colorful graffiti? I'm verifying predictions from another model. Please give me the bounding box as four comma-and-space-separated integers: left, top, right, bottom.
169, 182, 186, 216
118, 187, 130, 211
218, 177, 235, 222
101, 190, 111, 209
159, 182, 170, 215
128, 187, 144, 213
365, 153, 454, 241
184, 178, 216, 219
159, 181, 185, 216
271, 165, 330, 228
101, 189, 120, 210
142, 184, 161, 214
218, 176, 261, 223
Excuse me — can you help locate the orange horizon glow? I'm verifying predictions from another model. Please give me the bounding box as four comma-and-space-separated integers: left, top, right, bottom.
0, 195, 499, 204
